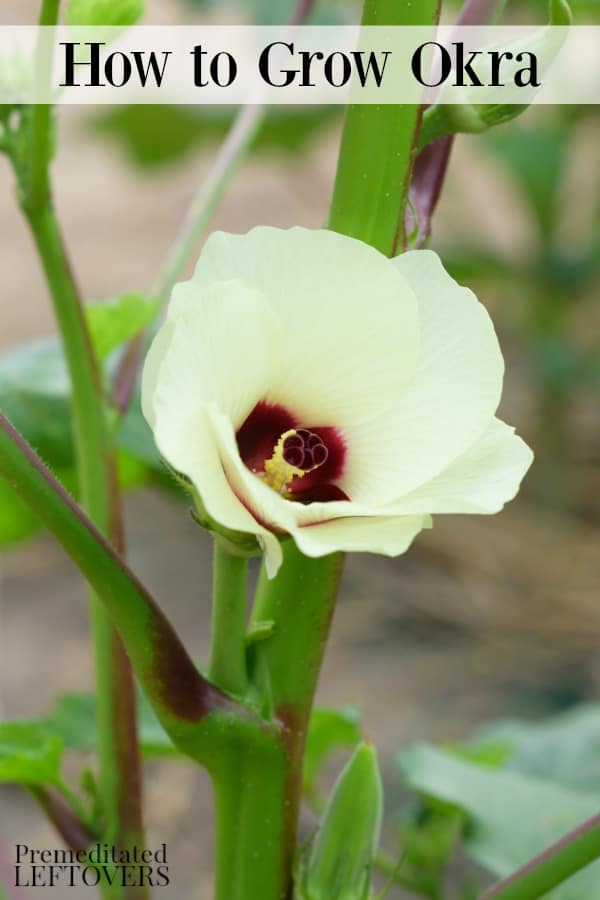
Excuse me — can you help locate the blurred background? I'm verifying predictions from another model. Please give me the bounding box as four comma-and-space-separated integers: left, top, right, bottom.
1, 0, 599, 897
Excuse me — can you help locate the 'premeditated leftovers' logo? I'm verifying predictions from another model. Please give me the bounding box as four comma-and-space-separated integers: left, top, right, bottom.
15, 843, 170, 889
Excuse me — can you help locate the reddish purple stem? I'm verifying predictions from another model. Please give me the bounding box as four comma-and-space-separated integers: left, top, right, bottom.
406, 0, 503, 246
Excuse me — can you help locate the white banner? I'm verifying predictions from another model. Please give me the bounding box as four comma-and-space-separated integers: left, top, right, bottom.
0, 25, 598, 105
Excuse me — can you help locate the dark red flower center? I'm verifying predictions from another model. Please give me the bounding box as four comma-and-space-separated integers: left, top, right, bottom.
236, 401, 349, 503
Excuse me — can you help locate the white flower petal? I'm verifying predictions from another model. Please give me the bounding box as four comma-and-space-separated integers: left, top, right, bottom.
205, 406, 429, 571
341, 250, 505, 503
387, 418, 534, 514
143, 230, 531, 579
154, 404, 284, 576
182, 227, 420, 426
144, 279, 281, 432
291, 513, 429, 559
141, 318, 175, 430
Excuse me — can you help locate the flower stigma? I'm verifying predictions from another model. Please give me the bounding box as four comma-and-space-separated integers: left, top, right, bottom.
263, 428, 329, 494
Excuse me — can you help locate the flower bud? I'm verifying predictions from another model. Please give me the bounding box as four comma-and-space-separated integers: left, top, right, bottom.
296, 743, 383, 900
419, 0, 572, 149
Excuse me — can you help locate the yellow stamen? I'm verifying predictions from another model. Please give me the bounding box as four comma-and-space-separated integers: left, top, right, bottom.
263, 429, 307, 493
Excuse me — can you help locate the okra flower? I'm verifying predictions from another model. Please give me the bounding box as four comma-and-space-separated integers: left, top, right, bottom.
142, 227, 532, 577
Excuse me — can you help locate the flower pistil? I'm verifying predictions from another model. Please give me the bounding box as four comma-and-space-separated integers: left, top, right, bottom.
264, 428, 329, 493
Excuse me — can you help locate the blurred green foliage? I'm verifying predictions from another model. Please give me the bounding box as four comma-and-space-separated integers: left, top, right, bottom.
184, 0, 354, 25
91, 105, 340, 169
66, 0, 144, 28
85, 293, 158, 360
442, 109, 600, 512
0, 328, 164, 549
0, 722, 64, 787
395, 704, 600, 897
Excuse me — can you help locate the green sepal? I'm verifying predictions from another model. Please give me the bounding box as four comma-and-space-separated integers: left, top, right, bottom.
295, 742, 383, 900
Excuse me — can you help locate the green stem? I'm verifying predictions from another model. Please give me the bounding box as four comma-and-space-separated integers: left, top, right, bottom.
21, 203, 113, 536
250, 543, 344, 717
209, 540, 249, 697
210, 1, 443, 895
0, 411, 237, 745
18, 7, 146, 881
20, 201, 144, 899
249, 542, 344, 871
28, 786, 94, 854
155, 104, 264, 304
210, 543, 343, 900
28, 0, 59, 210
482, 812, 600, 900
328, 0, 441, 255
212, 745, 289, 900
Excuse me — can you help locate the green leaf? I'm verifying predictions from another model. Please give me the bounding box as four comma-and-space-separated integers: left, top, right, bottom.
449, 739, 514, 770
398, 742, 600, 898
85, 293, 158, 361
473, 704, 600, 792
91, 105, 340, 169
303, 705, 363, 795
66, 0, 144, 27
0, 722, 63, 786
0, 337, 165, 539
118, 390, 163, 469
0, 337, 74, 467
45, 694, 97, 751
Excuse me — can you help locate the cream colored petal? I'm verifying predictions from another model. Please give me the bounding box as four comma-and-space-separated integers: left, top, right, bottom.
141, 318, 175, 430
206, 406, 431, 573
341, 250, 505, 503
143, 279, 281, 433
386, 418, 533, 515
291, 514, 429, 559
182, 227, 420, 426
153, 405, 283, 576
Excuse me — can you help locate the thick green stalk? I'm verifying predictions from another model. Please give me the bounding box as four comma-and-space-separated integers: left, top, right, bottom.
209, 541, 249, 697
210, 542, 344, 900
210, 2, 442, 896
212, 745, 290, 900
250, 543, 344, 716
482, 812, 600, 899
328, 0, 441, 255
